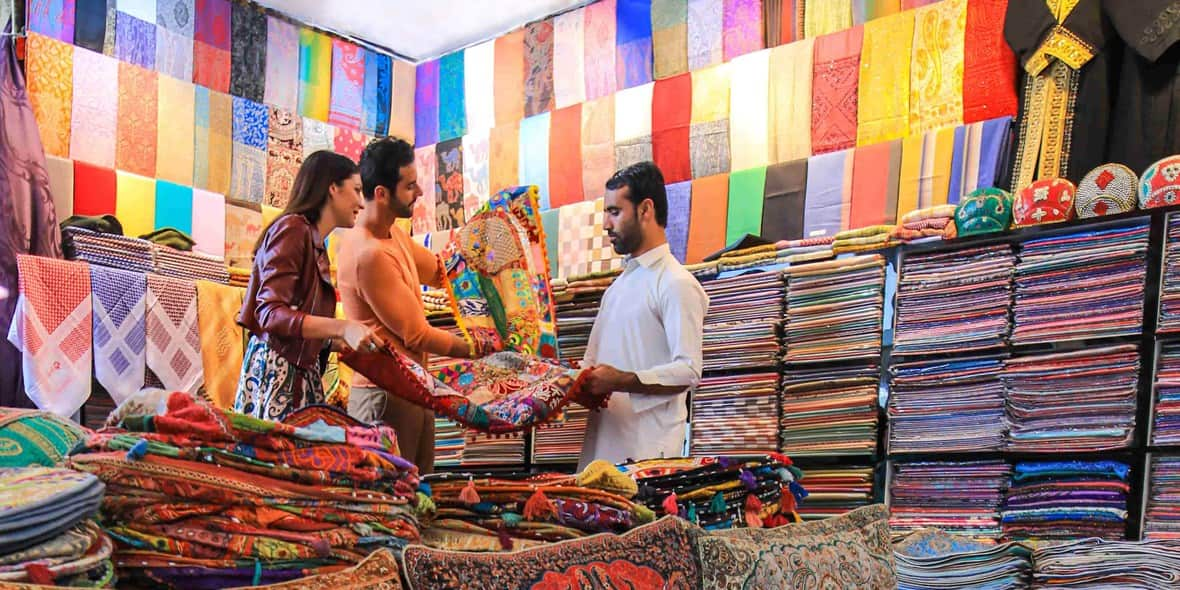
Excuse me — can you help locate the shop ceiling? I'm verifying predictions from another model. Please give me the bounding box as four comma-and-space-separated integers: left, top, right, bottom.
253, 0, 588, 62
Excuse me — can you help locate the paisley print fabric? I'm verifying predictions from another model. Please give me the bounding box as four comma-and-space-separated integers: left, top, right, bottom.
229, 1, 266, 102
116, 62, 158, 178
909, 0, 966, 134
328, 38, 365, 130
265, 106, 303, 209
25, 33, 73, 158
233, 335, 325, 422
524, 19, 556, 118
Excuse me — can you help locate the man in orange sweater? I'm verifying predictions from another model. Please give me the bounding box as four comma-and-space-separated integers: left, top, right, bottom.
336, 138, 474, 473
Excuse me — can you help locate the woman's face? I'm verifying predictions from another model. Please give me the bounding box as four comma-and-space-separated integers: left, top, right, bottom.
328, 173, 365, 229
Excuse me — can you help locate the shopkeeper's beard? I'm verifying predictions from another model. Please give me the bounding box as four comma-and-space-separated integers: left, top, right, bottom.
390, 192, 415, 219
608, 219, 642, 255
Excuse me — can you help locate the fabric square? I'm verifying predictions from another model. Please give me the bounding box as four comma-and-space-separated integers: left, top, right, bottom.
266, 106, 303, 209
118, 0, 154, 23
26, 33, 73, 158
155, 25, 193, 80
363, 49, 392, 136
614, 82, 654, 141
155, 180, 194, 234
690, 63, 729, 124
962, 0, 1017, 124
193, 40, 230, 93
193, 88, 233, 194
524, 19, 556, 118
726, 166, 767, 243
687, 0, 723, 70
541, 208, 561, 278
686, 173, 729, 263
616, 39, 654, 90
690, 120, 731, 177
74, 0, 108, 53
614, 135, 653, 170
435, 138, 465, 230
302, 117, 335, 157
230, 143, 266, 204
117, 62, 159, 178
223, 200, 262, 267
72, 160, 117, 216
729, 49, 771, 170
652, 74, 692, 183
723, 0, 763, 60
156, 76, 196, 186
849, 141, 897, 227
191, 189, 225, 257
581, 95, 616, 201
770, 38, 813, 162
194, 0, 229, 49
116, 12, 155, 69
390, 59, 417, 142
462, 131, 491, 219
652, 0, 687, 80
761, 158, 808, 242
666, 181, 691, 262
415, 59, 441, 146
857, 11, 913, 146
156, 0, 194, 36
333, 127, 369, 162
804, 149, 851, 238
232, 96, 269, 150
557, 199, 597, 277
329, 38, 365, 129
519, 113, 552, 209
805, 0, 852, 38
554, 9, 587, 108
229, 1, 266, 102
583, 0, 618, 101
46, 155, 75, 219
412, 146, 438, 235
494, 29, 526, 127
438, 50, 467, 141
910, 0, 966, 134
70, 47, 118, 168
616, 0, 653, 89
489, 123, 520, 195
28, 0, 75, 43
116, 171, 157, 238
298, 28, 331, 121
548, 104, 584, 208
89, 265, 147, 405
145, 274, 203, 394
464, 40, 496, 133
264, 16, 299, 112
811, 27, 863, 155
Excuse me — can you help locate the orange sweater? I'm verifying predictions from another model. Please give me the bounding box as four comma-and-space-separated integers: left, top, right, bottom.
336, 225, 454, 385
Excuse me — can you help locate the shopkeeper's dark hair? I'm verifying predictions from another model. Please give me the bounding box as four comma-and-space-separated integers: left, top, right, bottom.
359, 137, 416, 200
253, 150, 358, 254
605, 161, 669, 227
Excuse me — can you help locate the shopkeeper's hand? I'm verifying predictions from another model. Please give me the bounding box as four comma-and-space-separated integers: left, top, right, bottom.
340, 320, 385, 354
583, 364, 628, 398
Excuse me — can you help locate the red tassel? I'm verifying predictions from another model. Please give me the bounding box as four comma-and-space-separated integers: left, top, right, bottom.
779, 484, 797, 514
523, 488, 557, 521
764, 513, 789, 528
662, 492, 679, 516
744, 494, 764, 528
497, 527, 514, 551
23, 564, 54, 586
459, 478, 481, 505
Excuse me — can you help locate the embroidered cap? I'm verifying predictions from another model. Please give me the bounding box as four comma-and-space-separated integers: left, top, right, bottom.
1139, 154, 1180, 209
1076, 164, 1139, 218
1014, 178, 1076, 228
955, 187, 1012, 237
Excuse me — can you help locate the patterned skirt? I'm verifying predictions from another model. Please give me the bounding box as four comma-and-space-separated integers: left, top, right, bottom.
233, 335, 325, 422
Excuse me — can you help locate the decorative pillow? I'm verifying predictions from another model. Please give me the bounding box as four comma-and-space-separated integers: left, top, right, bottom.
440, 186, 559, 359
0, 408, 87, 468
1140, 154, 1180, 209
226, 549, 404, 589
1076, 164, 1139, 218
1013, 178, 1076, 227
695, 504, 896, 590
955, 188, 1012, 237
401, 516, 702, 590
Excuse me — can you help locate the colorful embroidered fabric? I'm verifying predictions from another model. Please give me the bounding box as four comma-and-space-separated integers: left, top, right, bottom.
1077, 164, 1139, 218
25, 34, 72, 159
1140, 154, 1180, 209
910, 0, 966, 134
1014, 178, 1077, 227
440, 186, 559, 359
0, 467, 104, 556
223, 548, 404, 589
0, 408, 87, 468
265, 106, 303, 209
955, 187, 1012, 236
811, 27, 863, 154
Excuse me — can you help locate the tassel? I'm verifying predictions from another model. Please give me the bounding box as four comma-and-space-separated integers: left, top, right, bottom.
496, 527, 514, 551
764, 513, 789, 528
744, 494, 764, 528
710, 491, 726, 514
779, 485, 797, 514
775, 467, 794, 483
459, 477, 481, 505
415, 492, 436, 514
686, 502, 698, 524
633, 504, 656, 523
739, 469, 757, 490
767, 451, 793, 467
523, 489, 557, 521
662, 492, 679, 516
126, 438, 149, 461
502, 512, 523, 527
418, 482, 433, 497
789, 481, 809, 503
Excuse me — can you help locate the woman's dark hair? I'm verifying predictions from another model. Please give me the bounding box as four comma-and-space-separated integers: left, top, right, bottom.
253, 150, 358, 254
605, 161, 669, 227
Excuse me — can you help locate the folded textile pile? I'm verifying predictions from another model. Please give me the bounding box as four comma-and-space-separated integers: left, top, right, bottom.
774, 237, 836, 261
552, 278, 606, 364
62, 227, 155, 275
1002, 460, 1130, 541
421, 289, 451, 318
1031, 538, 1180, 587
1011, 222, 1149, 345
890, 461, 1011, 540
779, 364, 880, 457
1003, 346, 1138, 452
621, 455, 807, 531
0, 408, 88, 468
532, 405, 590, 465
833, 225, 898, 253
433, 418, 465, 469
701, 270, 783, 371
691, 373, 780, 455
1155, 343, 1180, 446
715, 246, 781, 273
152, 244, 230, 285
1161, 214, 1180, 334
893, 205, 959, 243
459, 432, 527, 468
794, 466, 875, 521
684, 261, 721, 281
890, 357, 1007, 453
894, 528, 1031, 590
784, 255, 886, 363
1146, 455, 1180, 540
419, 469, 653, 552
71, 394, 422, 588
894, 244, 1016, 355
227, 266, 250, 289
0, 468, 113, 588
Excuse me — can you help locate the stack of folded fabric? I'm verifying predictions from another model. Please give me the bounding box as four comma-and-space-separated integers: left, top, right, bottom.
716, 246, 781, 273
531, 405, 590, 465
434, 417, 466, 469
71, 393, 423, 588
1160, 214, 1180, 334
1001, 460, 1131, 541
895, 529, 1032, 590
1003, 346, 1138, 452
784, 255, 887, 363
1145, 455, 1180, 540
691, 373, 780, 456
152, 244, 230, 285
701, 270, 784, 372
227, 266, 250, 288
774, 237, 836, 262
422, 288, 452, 319
833, 225, 898, 254
621, 455, 807, 531
552, 274, 614, 364
890, 461, 1011, 541
459, 432, 527, 469
1011, 222, 1149, 345
420, 466, 653, 551
889, 357, 1008, 453
1155, 343, 1180, 445
684, 261, 721, 281
892, 205, 959, 243
779, 364, 880, 457
0, 468, 113, 588
794, 466, 875, 521
893, 244, 1016, 355
1031, 538, 1180, 586
62, 227, 156, 274
564, 270, 620, 297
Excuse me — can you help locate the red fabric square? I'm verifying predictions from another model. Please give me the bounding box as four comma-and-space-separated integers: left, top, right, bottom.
193, 42, 230, 93
548, 104, 584, 208
849, 142, 892, 228
653, 127, 692, 184
652, 73, 692, 131
962, 0, 1017, 123
72, 161, 117, 216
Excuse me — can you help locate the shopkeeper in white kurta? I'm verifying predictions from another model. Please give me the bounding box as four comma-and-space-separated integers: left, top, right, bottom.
577, 162, 709, 470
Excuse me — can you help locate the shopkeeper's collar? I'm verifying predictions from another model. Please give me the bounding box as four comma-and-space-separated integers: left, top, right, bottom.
627, 243, 671, 269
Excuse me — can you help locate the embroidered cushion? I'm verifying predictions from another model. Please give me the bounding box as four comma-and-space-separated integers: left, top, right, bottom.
1139, 154, 1180, 209
955, 188, 1013, 236
225, 549, 404, 589
694, 504, 896, 590
1014, 178, 1076, 227
0, 409, 87, 468
401, 516, 702, 590
1076, 164, 1139, 218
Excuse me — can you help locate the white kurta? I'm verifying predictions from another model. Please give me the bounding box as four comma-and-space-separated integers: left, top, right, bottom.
578, 244, 710, 469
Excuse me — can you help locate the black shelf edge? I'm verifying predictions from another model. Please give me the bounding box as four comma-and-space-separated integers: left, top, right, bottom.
887, 449, 1141, 463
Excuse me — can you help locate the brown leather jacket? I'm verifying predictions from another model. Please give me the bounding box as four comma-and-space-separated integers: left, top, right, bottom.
238, 214, 337, 370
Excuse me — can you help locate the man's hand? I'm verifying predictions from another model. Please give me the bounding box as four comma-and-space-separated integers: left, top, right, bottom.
583, 364, 629, 397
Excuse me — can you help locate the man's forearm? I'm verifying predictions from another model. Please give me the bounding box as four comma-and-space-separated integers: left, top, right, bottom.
616, 371, 690, 396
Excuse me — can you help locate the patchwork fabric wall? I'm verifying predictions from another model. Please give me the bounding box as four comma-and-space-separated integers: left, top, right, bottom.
23, 0, 415, 265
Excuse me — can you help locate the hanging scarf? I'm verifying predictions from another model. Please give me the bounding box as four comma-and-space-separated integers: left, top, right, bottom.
7, 256, 91, 416
145, 274, 203, 394
195, 281, 244, 410
90, 265, 146, 406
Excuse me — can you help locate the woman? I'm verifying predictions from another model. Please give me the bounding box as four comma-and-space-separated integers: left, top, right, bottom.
235, 151, 384, 421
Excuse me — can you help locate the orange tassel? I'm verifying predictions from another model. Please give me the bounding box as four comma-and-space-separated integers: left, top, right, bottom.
744, 494, 764, 528
523, 488, 557, 521
779, 485, 797, 514
662, 492, 679, 516
459, 478, 481, 505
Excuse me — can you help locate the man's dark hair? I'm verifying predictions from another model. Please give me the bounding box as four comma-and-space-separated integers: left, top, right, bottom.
604, 161, 668, 227
358, 137, 416, 200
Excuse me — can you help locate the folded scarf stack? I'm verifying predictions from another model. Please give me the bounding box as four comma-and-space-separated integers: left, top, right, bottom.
419, 465, 654, 552
70, 393, 423, 589
1032, 538, 1180, 588
421, 289, 451, 318
893, 205, 959, 242
894, 528, 1032, 590
152, 244, 230, 285
774, 237, 836, 263
226, 266, 250, 289
61, 227, 156, 275
620, 455, 808, 531
716, 245, 780, 273
1001, 461, 1130, 541
833, 225, 898, 253
0, 468, 114, 588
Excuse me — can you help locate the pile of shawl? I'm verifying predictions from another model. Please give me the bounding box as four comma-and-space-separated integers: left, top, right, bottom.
0, 468, 114, 587
227, 266, 250, 289
69, 392, 423, 589
714, 245, 780, 273
892, 205, 959, 242
418, 464, 655, 552
620, 455, 807, 531
1001, 460, 1130, 541
1032, 538, 1180, 587
421, 288, 451, 318
833, 225, 898, 253
894, 529, 1031, 590
774, 237, 836, 263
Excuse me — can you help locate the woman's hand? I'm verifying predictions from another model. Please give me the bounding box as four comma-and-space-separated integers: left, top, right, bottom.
340, 320, 385, 354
